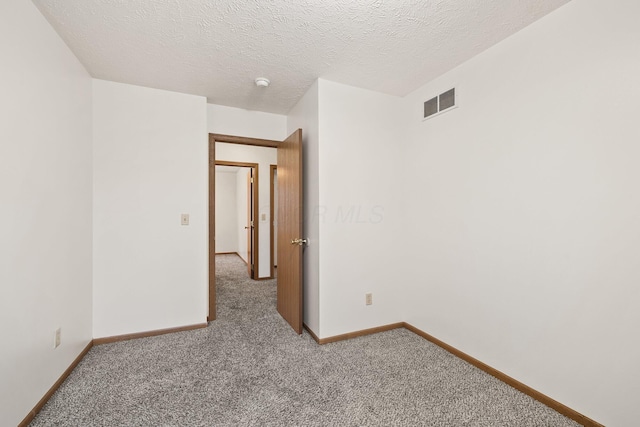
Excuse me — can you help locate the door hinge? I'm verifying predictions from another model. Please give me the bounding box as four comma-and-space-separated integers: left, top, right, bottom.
250, 177, 254, 183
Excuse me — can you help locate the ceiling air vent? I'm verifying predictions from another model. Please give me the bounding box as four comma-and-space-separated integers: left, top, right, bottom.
423, 88, 456, 120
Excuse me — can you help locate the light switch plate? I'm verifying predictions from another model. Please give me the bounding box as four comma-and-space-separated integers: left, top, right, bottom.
181, 213, 189, 225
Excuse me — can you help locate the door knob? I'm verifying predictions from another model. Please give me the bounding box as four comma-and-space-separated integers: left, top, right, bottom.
291, 238, 308, 246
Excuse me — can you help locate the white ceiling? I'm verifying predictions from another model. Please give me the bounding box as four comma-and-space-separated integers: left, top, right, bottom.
33, 0, 571, 115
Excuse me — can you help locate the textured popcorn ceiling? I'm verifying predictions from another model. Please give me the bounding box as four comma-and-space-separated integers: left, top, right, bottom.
33, 0, 571, 114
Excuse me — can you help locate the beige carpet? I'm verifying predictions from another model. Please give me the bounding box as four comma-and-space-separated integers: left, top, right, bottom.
31, 254, 579, 426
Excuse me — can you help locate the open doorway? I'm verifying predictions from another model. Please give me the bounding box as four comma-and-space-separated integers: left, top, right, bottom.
209, 135, 277, 322
214, 162, 259, 279
209, 131, 304, 335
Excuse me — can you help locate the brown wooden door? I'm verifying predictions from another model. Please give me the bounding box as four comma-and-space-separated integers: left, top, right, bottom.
277, 129, 304, 334
246, 169, 253, 278
208, 137, 216, 321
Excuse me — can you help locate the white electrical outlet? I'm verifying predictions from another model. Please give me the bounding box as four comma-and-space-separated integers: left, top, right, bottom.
365, 293, 373, 306
54, 328, 61, 349
181, 213, 189, 225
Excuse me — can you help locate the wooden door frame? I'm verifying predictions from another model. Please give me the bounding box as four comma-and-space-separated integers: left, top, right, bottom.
270, 164, 277, 279
208, 133, 279, 321
215, 160, 259, 278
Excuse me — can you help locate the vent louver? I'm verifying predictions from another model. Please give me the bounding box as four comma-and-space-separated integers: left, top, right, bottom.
424, 88, 456, 119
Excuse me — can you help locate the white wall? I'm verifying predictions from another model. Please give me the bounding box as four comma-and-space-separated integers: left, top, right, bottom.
400, 1, 640, 425
208, 104, 286, 141
286, 81, 321, 335
93, 80, 208, 338
214, 170, 239, 253
0, 1, 93, 425
316, 80, 403, 338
